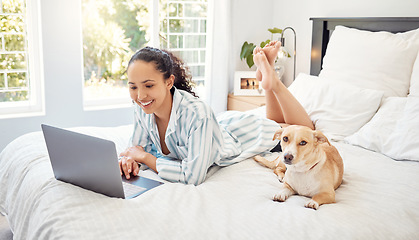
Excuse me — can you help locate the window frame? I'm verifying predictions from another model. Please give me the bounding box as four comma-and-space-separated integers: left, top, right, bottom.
161, 0, 208, 99
0, 0, 44, 119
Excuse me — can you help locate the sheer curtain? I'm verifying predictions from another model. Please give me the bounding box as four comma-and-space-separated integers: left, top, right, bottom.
204, 0, 232, 114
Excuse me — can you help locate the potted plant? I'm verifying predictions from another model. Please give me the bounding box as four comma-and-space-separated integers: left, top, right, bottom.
240, 27, 290, 68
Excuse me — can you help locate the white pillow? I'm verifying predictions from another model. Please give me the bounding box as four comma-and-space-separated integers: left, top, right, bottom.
319, 26, 419, 98
398, 28, 419, 97
409, 50, 419, 96
385, 97, 419, 161
346, 97, 419, 161
288, 73, 384, 141
345, 97, 407, 154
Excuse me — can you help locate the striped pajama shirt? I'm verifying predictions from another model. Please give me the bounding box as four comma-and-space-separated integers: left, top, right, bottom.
130, 88, 280, 185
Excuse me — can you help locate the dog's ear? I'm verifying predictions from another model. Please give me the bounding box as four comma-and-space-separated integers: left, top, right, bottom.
313, 130, 331, 145
273, 128, 284, 140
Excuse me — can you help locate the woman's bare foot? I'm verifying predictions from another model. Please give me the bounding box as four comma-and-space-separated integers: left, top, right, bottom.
254, 41, 281, 81
253, 50, 280, 92
263, 41, 281, 65
253, 46, 263, 82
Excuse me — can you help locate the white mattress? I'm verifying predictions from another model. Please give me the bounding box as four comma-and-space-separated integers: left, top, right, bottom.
1, 125, 419, 239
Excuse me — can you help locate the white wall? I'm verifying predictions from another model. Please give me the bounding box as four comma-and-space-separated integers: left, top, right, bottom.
230, 0, 275, 90
0, 0, 132, 151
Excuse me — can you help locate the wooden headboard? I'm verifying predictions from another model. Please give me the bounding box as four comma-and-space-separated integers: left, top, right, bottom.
310, 17, 419, 76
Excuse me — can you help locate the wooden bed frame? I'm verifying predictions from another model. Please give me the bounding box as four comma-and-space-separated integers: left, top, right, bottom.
310, 17, 419, 76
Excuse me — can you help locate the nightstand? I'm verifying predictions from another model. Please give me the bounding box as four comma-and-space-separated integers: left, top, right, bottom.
227, 93, 265, 111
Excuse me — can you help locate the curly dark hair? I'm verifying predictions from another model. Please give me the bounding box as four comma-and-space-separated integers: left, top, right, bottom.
127, 46, 198, 97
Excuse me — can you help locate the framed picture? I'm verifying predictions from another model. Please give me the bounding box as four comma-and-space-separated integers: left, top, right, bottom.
233, 71, 264, 96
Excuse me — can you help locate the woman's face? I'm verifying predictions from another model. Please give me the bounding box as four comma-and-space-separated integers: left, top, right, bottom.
127, 60, 174, 116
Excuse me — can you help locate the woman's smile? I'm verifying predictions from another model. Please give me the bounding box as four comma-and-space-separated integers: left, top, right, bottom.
139, 99, 154, 107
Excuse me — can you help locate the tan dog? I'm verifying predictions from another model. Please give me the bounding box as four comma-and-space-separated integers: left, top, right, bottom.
254, 125, 344, 210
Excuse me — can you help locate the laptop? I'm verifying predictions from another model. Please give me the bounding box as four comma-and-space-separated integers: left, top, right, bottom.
41, 124, 163, 199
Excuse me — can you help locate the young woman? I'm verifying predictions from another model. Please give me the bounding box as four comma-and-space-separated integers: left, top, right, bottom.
118, 43, 313, 185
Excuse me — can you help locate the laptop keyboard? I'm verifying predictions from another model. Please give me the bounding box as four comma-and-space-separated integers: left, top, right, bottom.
122, 182, 147, 197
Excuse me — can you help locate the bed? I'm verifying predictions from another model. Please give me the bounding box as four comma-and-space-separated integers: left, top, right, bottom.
1, 17, 419, 239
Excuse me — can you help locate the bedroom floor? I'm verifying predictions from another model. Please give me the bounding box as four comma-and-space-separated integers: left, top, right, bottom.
0, 215, 12, 240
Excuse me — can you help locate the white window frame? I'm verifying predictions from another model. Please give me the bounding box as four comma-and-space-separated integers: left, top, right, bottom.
0, 0, 44, 119
162, 0, 208, 99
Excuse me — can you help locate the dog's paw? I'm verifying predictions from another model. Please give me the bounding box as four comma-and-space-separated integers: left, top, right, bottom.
305, 199, 319, 210
273, 189, 291, 202
273, 168, 285, 182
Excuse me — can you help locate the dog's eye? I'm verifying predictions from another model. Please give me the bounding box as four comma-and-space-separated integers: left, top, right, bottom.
299, 140, 307, 146
283, 136, 288, 142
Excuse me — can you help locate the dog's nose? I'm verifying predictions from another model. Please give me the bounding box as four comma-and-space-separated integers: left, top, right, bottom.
284, 153, 294, 164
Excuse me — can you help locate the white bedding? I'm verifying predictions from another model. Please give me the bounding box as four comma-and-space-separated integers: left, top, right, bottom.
1, 125, 419, 239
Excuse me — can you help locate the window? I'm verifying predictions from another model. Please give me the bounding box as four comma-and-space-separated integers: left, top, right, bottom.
0, 0, 43, 117
81, 0, 208, 109
160, 0, 208, 98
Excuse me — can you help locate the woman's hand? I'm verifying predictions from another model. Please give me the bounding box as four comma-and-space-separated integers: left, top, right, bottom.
118, 156, 139, 180
119, 146, 158, 179
118, 146, 147, 179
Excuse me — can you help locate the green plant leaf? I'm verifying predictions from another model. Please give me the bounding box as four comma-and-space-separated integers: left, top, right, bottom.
240, 41, 255, 60
268, 27, 282, 34
246, 54, 254, 68
240, 42, 249, 59
240, 41, 256, 68
260, 40, 270, 48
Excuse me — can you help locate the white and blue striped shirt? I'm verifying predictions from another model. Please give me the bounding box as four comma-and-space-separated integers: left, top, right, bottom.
130, 88, 280, 185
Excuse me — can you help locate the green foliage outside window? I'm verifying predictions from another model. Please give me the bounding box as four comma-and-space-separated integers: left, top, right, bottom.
82, 0, 201, 100
1, 0, 207, 103
0, 0, 28, 102
82, 0, 151, 99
